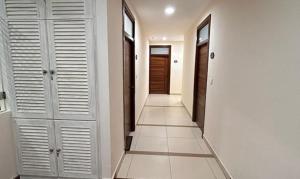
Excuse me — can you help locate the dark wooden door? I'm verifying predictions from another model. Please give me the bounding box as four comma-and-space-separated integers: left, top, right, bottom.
194, 43, 209, 133
149, 55, 170, 94
124, 38, 135, 150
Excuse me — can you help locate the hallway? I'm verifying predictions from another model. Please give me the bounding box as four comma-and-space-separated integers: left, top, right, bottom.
116, 95, 227, 179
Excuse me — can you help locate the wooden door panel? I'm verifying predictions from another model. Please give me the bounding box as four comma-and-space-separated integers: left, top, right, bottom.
194, 43, 209, 133
14, 119, 57, 177
149, 55, 170, 94
124, 38, 135, 144
55, 120, 98, 179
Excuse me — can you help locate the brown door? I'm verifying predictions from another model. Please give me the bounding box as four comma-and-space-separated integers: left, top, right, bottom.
193, 43, 209, 133
124, 38, 135, 150
149, 55, 170, 94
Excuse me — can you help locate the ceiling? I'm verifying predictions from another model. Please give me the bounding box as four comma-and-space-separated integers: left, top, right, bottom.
128, 0, 211, 42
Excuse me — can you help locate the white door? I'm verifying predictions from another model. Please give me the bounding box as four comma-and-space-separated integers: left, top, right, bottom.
5, 0, 53, 119
55, 120, 98, 178
47, 19, 95, 120
46, 0, 93, 19
14, 119, 57, 177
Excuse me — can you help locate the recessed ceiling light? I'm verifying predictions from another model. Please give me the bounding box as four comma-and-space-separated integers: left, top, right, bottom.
162, 37, 167, 41
165, 6, 175, 15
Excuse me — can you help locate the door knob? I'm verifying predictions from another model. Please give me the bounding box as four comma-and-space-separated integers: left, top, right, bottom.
42, 70, 48, 75
49, 148, 54, 154
56, 149, 61, 157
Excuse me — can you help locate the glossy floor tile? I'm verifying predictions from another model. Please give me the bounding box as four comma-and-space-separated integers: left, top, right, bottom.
170, 156, 216, 179
145, 94, 183, 106
127, 154, 171, 179
117, 95, 226, 179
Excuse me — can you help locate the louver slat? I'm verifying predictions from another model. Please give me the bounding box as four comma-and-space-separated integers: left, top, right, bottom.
48, 19, 95, 120
5, 0, 44, 19
8, 20, 52, 118
55, 121, 97, 179
47, 0, 92, 19
15, 119, 57, 176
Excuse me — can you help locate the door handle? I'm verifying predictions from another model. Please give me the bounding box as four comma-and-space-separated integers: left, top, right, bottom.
42, 70, 48, 75
56, 149, 61, 157
49, 148, 54, 154
50, 70, 55, 80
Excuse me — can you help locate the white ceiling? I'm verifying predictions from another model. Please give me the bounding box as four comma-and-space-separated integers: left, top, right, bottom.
128, 0, 211, 42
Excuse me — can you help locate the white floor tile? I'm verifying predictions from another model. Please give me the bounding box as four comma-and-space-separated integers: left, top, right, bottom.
170, 156, 215, 179
139, 126, 167, 138
135, 136, 168, 152
117, 154, 133, 178
165, 117, 195, 126
168, 138, 204, 154
146, 94, 183, 106
207, 158, 227, 179
167, 127, 195, 138
127, 155, 171, 179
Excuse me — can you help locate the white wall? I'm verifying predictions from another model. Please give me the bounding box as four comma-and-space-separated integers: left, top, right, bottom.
107, 0, 148, 177
182, 0, 300, 178
150, 41, 184, 94
107, 0, 124, 176
0, 112, 17, 179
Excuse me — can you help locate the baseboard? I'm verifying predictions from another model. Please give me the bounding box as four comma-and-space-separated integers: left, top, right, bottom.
203, 137, 233, 179
112, 151, 125, 179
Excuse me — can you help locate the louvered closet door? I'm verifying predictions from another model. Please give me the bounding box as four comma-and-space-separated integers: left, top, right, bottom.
5, 0, 53, 119
47, 19, 95, 120
46, 0, 93, 19
14, 119, 57, 177
55, 120, 98, 178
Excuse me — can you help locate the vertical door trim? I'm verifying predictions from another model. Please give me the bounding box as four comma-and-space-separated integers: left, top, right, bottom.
149, 45, 171, 94
122, 0, 136, 134
192, 15, 211, 136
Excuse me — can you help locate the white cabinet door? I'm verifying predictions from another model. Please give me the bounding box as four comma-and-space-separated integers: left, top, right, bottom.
46, 0, 93, 19
4, 0, 46, 20
47, 19, 95, 120
55, 120, 98, 179
14, 119, 57, 177
5, 0, 53, 119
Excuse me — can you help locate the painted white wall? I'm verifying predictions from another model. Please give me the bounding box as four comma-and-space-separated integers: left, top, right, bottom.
94, 0, 112, 178
150, 41, 184, 94
182, 0, 300, 178
106, 0, 148, 177
107, 0, 125, 177
0, 112, 17, 179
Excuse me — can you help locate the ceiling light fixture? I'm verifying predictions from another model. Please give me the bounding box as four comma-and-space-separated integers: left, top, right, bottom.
165, 6, 175, 16
162, 37, 167, 41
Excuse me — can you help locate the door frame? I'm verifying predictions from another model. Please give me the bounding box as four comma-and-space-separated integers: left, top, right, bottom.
122, 0, 135, 134
192, 15, 211, 136
149, 45, 171, 94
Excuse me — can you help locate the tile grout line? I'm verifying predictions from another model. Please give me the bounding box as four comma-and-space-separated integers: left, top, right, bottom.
165, 109, 173, 179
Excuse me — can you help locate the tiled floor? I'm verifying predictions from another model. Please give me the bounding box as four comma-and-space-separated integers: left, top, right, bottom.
117, 95, 227, 179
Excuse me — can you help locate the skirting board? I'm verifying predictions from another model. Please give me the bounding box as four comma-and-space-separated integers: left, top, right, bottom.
113, 151, 125, 179
203, 137, 233, 179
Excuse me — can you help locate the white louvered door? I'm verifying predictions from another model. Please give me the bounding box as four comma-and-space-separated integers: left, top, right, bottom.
5, 0, 53, 119
55, 120, 98, 179
47, 19, 95, 120
14, 119, 57, 177
46, 0, 93, 19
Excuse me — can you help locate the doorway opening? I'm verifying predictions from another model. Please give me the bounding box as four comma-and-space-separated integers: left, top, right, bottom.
149, 45, 171, 94
123, 0, 136, 151
192, 15, 211, 136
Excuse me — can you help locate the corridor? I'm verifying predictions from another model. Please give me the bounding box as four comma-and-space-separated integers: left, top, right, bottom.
116, 95, 227, 179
